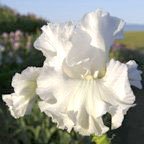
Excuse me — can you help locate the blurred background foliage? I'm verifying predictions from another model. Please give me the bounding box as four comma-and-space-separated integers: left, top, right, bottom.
0, 6, 47, 34
0, 5, 143, 144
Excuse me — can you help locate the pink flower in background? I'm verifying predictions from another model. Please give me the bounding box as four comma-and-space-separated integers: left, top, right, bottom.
111, 42, 126, 51
14, 30, 23, 41
9, 32, 15, 38
13, 41, 20, 50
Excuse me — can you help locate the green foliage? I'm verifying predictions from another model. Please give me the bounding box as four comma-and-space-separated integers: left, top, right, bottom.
0, 6, 17, 22
92, 134, 111, 144
0, 104, 86, 144
117, 32, 144, 50
0, 6, 47, 34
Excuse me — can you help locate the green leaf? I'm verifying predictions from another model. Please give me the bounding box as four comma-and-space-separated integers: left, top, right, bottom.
92, 134, 111, 144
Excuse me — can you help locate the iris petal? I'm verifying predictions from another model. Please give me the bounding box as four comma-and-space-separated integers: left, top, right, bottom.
34, 9, 125, 73
126, 60, 142, 89
81, 9, 125, 56
34, 22, 74, 70
37, 58, 136, 134
2, 67, 41, 118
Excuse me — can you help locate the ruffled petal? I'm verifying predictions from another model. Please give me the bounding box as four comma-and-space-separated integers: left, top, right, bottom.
126, 60, 142, 89
103, 59, 135, 106
37, 58, 137, 133
64, 28, 106, 78
37, 60, 135, 135
62, 9, 125, 78
34, 22, 74, 70
109, 107, 124, 129
2, 67, 41, 118
37, 67, 109, 136
34, 9, 124, 73
102, 59, 135, 129
81, 9, 125, 60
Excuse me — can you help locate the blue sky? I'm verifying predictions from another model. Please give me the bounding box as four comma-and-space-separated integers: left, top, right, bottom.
1, 0, 144, 24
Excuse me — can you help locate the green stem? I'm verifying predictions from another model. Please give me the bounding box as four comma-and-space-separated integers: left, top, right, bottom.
92, 134, 111, 144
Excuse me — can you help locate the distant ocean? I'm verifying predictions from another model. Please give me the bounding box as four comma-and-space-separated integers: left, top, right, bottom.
125, 24, 144, 31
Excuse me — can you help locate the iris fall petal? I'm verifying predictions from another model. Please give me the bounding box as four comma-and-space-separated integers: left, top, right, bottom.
2, 67, 41, 118
37, 59, 135, 135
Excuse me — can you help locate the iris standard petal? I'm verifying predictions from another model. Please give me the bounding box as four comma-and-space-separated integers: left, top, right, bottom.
34, 9, 124, 72
2, 67, 41, 118
80, 9, 125, 60
64, 27, 106, 78
34, 22, 74, 70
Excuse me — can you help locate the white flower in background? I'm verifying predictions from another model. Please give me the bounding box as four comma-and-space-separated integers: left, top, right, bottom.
34, 9, 142, 136
2, 67, 41, 118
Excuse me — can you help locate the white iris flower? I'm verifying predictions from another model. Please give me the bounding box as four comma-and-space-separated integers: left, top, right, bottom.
2, 67, 41, 118
2, 9, 142, 136
34, 9, 142, 136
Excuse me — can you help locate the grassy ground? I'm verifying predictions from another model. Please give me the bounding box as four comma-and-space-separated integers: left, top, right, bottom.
117, 31, 144, 50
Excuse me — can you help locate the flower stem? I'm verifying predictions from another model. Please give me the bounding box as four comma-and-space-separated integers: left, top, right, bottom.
92, 134, 111, 144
